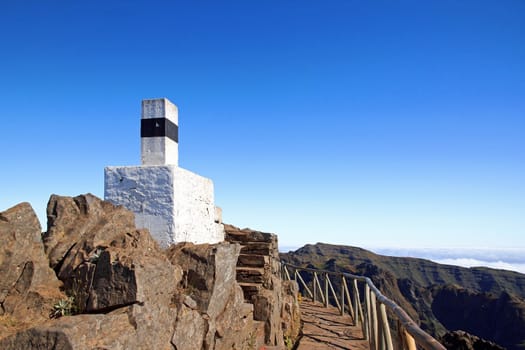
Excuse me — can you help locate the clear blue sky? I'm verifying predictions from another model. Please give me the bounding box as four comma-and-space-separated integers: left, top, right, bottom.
1, 0, 523, 249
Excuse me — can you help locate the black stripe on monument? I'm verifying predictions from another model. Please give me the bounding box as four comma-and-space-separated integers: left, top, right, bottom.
141, 118, 178, 143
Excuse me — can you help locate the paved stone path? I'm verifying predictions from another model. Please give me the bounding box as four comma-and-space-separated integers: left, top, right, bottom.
296, 299, 370, 350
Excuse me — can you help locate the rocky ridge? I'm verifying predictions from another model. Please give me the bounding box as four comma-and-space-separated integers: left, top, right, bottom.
0, 194, 300, 350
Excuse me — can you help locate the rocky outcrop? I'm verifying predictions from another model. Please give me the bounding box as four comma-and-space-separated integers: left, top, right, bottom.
432, 285, 525, 350
2, 194, 182, 349
440, 330, 505, 350
0, 202, 64, 336
43, 194, 176, 316
1, 194, 293, 350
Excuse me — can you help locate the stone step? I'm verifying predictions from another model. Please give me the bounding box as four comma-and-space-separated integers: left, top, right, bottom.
224, 226, 275, 243
239, 282, 262, 301
236, 267, 265, 284
237, 254, 269, 268
239, 242, 275, 256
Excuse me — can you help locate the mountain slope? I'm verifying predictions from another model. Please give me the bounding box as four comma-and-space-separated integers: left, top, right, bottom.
281, 243, 525, 350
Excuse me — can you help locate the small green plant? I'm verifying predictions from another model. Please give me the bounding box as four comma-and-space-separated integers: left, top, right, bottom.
88, 247, 104, 263
50, 296, 75, 318
284, 336, 293, 350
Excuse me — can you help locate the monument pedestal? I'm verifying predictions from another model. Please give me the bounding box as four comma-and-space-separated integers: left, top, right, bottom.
104, 98, 224, 247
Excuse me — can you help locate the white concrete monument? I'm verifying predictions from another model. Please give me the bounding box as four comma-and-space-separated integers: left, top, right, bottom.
104, 98, 224, 247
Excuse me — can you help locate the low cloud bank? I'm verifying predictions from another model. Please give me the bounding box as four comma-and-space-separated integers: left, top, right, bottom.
279, 245, 525, 274
432, 258, 525, 274
373, 247, 525, 274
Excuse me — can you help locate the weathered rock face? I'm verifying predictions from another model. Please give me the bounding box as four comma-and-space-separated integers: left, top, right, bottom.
1, 195, 296, 350
167, 242, 256, 350
0, 202, 64, 336
432, 285, 525, 350
1, 195, 182, 349
281, 280, 301, 342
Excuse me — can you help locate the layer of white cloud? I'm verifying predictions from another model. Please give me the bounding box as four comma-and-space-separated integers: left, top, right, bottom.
431, 258, 525, 274
279, 245, 525, 274
372, 247, 525, 274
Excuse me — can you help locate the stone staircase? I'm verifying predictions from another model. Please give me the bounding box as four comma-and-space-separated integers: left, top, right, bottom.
224, 224, 280, 302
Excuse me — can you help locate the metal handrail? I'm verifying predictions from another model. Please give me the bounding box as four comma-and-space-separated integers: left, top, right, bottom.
280, 261, 446, 350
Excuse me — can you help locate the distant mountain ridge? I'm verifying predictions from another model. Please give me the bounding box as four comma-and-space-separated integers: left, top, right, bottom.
281, 243, 525, 350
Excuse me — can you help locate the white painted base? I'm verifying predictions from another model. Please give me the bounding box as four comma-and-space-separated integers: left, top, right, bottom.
104, 165, 224, 247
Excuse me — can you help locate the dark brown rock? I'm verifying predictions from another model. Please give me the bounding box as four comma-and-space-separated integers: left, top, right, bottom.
1, 194, 183, 350
440, 330, 505, 350
42, 194, 175, 314
0, 202, 64, 338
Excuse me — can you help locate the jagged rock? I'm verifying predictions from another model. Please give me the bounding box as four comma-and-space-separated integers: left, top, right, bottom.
1, 194, 183, 349
167, 242, 256, 350
440, 330, 505, 350
167, 242, 240, 318
0, 202, 64, 337
214, 283, 255, 350
172, 305, 206, 350
42, 194, 176, 314
281, 280, 301, 343
253, 280, 284, 347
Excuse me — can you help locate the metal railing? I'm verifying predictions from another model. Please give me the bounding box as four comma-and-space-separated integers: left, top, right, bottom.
281, 262, 446, 350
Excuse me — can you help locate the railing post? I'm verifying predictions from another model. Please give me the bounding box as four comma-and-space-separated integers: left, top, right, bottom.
370, 289, 378, 350
327, 274, 342, 312
295, 270, 313, 299
314, 273, 326, 305
341, 275, 345, 316
404, 329, 417, 350
353, 279, 361, 328
313, 271, 317, 303
284, 265, 291, 281
365, 283, 371, 344
344, 277, 355, 320
377, 303, 385, 350
379, 303, 394, 350
324, 273, 329, 308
